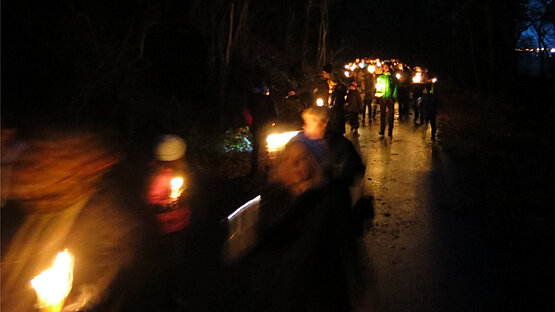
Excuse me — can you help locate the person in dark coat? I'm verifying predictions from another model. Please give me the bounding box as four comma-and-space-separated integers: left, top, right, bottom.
288, 64, 334, 108
419, 84, 439, 140
245, 140, 352, 312
346, 81, 363, 134
327, 79, 347, 135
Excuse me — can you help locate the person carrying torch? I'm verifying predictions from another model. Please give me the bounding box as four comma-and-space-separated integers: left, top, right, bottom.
141, 134, 196, 310
375, 62, 398, 137
1, 128, 141, 312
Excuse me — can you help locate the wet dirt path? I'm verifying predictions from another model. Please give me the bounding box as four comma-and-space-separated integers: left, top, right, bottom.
346, 109, 495, 312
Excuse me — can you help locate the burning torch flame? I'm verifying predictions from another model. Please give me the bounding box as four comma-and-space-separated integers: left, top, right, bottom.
316, 98, 324, 107
266, 131, 300, 153
31, 250, 74, 311
170, 177, 184, 199
412, 73, 422, 83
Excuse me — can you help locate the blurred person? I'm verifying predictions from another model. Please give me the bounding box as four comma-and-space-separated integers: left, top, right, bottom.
1, 128, 143, 312
245, 80, 277, 176
375, 62, 398, 137
291, 106, 330, 167
244, 140, 352, 312
138, 134, 195, 310
346, 81, 363, 135
145, 134, 191, 235
419, 84, 439, 141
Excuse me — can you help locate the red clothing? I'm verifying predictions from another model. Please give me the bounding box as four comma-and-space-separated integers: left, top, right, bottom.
147, 168, 190, 233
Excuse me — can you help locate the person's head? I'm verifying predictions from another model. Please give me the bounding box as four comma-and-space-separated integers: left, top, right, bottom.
321, 64, 333, 80
153, 134, 188, 175
349, 81, 357, 90
155, 135, 187, 162
301, 107, 329, 140
269, 141, 323, 197
8, 130, 120, 213
382, 62, 391, 72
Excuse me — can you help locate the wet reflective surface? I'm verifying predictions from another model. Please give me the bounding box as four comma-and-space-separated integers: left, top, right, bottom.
346, 109, 494, 311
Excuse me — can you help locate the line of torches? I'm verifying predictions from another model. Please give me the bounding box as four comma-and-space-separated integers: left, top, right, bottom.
343, 57, 438, 85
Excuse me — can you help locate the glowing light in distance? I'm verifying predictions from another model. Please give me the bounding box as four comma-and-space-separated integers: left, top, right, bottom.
412, 73, 422, 83
432, 77, 438, 83
344, 71, 351, 77
31, 250, 74, 308
344, 64, 350, 69
350, 64, 357, 71
266, 131, 300, 153
359, 62, 367, 68
396, 73, 402, 79
316, 98, 324, 106
368, 65, 376, 73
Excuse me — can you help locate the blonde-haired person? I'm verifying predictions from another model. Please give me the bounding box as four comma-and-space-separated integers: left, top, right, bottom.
290, 106, 330, 167
248, 138, 351, 312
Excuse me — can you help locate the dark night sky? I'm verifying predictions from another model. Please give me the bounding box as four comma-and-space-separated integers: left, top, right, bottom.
2, 0, 553, 130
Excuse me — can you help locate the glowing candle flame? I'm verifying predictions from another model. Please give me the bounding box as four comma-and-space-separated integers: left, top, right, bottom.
31, 250, 74, 311
170, 177, 184, 199
412, 73, 422, 83
266, 131, 300, 153
316, 98, 324, 107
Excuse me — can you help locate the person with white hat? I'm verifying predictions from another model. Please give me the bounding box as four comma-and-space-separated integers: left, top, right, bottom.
146, 134, 191, 234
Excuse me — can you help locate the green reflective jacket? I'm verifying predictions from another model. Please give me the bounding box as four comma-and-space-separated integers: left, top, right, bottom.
375, 73, 398, 99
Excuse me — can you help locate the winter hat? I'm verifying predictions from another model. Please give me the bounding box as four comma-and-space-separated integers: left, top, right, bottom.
155, 135, 187, 161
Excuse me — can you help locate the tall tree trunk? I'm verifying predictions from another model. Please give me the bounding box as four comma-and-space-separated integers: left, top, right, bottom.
317, 0, 328, 69
301, 0, 313, 69
225, 2, 235, 67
